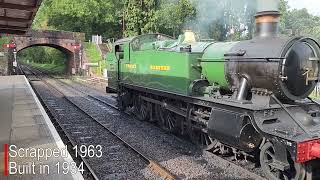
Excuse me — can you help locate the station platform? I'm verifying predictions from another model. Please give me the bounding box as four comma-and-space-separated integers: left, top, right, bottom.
0, 76, 83, 180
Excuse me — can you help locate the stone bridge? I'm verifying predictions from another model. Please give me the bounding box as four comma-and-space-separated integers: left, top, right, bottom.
5, 29, 85, 75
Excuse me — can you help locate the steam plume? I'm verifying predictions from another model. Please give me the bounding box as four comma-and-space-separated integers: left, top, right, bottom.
185, 0, 257, 40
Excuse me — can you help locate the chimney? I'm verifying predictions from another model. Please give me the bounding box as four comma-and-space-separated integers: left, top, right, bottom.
255, 0, 281, 38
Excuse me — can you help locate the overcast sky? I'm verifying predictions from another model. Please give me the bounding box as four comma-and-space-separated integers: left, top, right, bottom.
287, 0, 320, 16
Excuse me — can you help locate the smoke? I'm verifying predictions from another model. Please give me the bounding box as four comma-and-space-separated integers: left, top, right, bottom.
257, 0, 280, 12
185, 0, 257, 40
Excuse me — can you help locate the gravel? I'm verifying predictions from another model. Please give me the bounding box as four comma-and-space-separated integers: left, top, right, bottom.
30, 80, 159, 180
45, 78, 266, 180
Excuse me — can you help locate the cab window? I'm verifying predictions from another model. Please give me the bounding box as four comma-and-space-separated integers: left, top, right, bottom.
131, 34, 174, 51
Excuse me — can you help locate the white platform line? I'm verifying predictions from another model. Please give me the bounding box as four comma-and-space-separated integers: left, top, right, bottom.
24, 76, 84, 180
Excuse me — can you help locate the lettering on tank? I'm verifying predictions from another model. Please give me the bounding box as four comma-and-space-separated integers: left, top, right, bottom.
150, 65, 171, 71
125, 64, 137, 69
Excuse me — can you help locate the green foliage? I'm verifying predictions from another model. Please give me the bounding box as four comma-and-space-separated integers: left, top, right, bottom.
284, 8, 320, 38
276, 2, 320, 40
33, 0, 55, 29
155, 0, 196, 37
33, 0, 255, 40
27, 0, 320, 78
19, 46, 67, 73
34, 0, 125, 39
124, 0, 143, 36
32, 0, 320, 42
124, 0, 158, 37
18, 47, 66, 65
84, 42, 104, 75
124, 0, 196, 37
27, 62, 65, 74
142, 0, 158, 34
279, 0, 289, 33
84, 42, 102, 63
286, 8, 314, 34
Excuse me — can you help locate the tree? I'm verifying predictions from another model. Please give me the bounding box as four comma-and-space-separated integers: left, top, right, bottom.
141, 0, 158, 34
32, 0, 320, 42
34, 0, 125, 39
32, 0, 55, 29
279, 0, 289, 33
154, 0, 196, 37
124, 0, 158, 37
18, 46, 66, 65
285, 8, 317, 35
124, 0, 143, 36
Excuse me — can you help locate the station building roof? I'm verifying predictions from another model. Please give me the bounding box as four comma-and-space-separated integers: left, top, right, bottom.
0, 0, 42, 35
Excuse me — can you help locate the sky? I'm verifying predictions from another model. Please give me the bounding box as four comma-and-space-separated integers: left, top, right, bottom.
287, 0, 320, 16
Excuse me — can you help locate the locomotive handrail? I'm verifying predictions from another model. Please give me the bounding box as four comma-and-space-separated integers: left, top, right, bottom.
307, 97, 320, 110
198, 57, 286, 63
271, 94, 312, 137
224, 50, 246, 56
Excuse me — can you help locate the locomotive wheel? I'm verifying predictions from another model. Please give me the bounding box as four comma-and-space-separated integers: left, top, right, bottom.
260, 142, 306, 180
133, 96, 149, 121
156, 104, 177, 132
189, 129, 217, 151
157, 105, 177, 132
139, 101, 149, 121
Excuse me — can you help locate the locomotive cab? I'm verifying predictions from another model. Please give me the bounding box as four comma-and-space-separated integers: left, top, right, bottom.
106, 38, 133, 93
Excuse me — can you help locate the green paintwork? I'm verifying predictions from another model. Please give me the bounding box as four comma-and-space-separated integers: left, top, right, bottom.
106, 33, 239, 96
106, 52, 118, 91
122, 50, 202, 95
201, 42, 239, 88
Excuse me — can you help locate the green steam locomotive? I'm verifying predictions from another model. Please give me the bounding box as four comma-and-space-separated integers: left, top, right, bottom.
106, 4, 320, 180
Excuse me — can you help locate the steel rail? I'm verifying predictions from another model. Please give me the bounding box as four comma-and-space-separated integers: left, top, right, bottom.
23, 65, 176, 180
25, 65, 271, 180
21, 65, 100, 180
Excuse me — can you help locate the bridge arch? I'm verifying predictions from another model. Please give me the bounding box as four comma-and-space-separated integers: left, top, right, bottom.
12, 30, 85, 74
17, 43, 75, 53
17, 44, 74, 74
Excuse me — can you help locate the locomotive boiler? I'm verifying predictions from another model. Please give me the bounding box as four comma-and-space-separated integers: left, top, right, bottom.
106, 0, 320, 179
201, 11, 320, 102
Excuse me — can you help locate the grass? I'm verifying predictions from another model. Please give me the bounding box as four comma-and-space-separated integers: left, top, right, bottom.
84, 42, 104, 76
19, 42, 104, 76
27, 62, 65, 74
84, 42, 102, 63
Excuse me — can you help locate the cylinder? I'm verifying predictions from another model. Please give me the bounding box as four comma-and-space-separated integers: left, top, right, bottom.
237, 77, 249, 101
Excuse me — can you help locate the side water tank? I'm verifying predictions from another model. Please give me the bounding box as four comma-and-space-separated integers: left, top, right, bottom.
201, 42, 239, 89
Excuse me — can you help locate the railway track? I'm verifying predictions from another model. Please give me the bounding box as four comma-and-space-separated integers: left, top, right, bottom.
20, 65, 175, 180
44, 75, 266, 177
55, 78, 267, 179
21, 64, 267, 179
20, 65, 99, 180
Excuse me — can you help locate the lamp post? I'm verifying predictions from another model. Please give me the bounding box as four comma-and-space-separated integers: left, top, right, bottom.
79, 48, 83, 76
72, 44, 81, 75
13, 48, 17, 74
